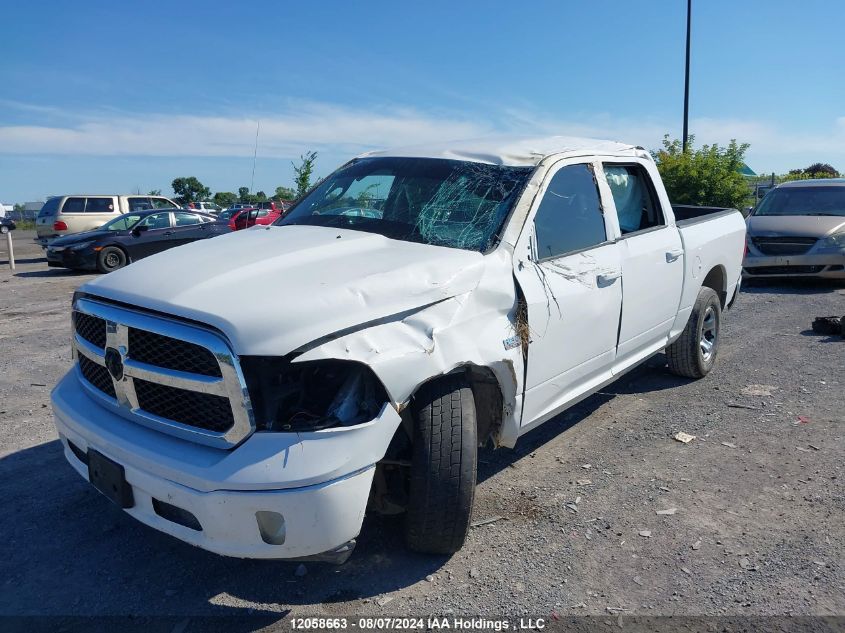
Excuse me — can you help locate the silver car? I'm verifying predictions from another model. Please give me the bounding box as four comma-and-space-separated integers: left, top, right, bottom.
743, 179, 845, 279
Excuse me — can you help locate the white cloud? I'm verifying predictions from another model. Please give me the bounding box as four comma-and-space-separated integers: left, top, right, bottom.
0, 102, 492, 158
1, 99, 844, 173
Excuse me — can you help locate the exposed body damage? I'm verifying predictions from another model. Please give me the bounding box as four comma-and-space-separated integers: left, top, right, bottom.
50, 135, 746, 561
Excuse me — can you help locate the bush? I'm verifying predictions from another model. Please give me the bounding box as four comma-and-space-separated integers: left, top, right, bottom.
652, 135, 751, 210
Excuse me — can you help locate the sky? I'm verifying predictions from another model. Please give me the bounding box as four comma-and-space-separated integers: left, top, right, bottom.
1, 0, 844, 203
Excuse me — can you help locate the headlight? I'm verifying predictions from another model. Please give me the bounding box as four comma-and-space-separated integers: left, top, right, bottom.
240, 357, 388, 432
69, 240, 96, 251
817, 231, 845, 249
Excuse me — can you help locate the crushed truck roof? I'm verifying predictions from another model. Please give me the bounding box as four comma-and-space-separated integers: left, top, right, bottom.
358, 134, 645, 167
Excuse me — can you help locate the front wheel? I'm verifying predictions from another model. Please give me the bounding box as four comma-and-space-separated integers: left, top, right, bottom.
97, 246, 128, 273
405, 374, 477, 554
666, 287, 722, 379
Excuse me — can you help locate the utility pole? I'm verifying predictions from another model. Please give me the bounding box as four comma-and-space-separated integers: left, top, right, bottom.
682, 0, 692, 153
250, 120, 260, 193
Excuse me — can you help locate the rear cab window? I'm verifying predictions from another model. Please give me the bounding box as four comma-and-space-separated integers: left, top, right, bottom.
533, 163, 607, 260
603, 165, 664, 234
61, 197, 86, 213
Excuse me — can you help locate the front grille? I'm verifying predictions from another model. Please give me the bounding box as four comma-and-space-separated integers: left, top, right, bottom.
751, 236, 817, 256
79, 354, 116, 398
745, 265, 825, 275
128, 328, 221, 377
74, 312, 107, 349
134, 378, 234, 432
71, 297, 253, 447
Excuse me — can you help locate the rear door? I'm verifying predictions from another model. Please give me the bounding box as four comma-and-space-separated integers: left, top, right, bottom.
514, 161, 624, 430
602, 162, 684, 369
171, 212, 211, 246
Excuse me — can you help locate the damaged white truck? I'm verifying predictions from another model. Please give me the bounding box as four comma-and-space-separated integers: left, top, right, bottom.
52, 136, 746, 562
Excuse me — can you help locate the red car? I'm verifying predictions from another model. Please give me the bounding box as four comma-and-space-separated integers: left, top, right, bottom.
229, 207, 283, 231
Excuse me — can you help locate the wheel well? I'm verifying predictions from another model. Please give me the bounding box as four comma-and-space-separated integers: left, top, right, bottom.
405, 366, 505, 448
701, 265, 727, 307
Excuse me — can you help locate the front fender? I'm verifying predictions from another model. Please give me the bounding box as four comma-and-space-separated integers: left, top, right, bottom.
294, 250, 525, 447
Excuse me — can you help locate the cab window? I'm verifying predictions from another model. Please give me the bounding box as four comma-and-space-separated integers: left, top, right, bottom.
128, 197, 153, 212
533, 164, 607, 260
603, 165, 664, 234
151, 198, 175, 209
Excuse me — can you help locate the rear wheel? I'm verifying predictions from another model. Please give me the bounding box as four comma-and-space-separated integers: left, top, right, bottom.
97, 246, 127, 273
405, 374, 477, 554
666, 287, 722, 378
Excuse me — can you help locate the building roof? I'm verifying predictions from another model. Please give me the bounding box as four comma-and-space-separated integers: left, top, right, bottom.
358, 135, 644, 167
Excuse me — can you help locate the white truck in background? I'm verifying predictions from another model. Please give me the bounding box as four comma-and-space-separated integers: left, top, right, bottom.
51, 136, 745, 562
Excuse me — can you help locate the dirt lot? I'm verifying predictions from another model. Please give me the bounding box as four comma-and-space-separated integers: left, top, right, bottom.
1, 230, 843, 624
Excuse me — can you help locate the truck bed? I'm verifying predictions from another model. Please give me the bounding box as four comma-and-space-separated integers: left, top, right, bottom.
672, 204, 740, 226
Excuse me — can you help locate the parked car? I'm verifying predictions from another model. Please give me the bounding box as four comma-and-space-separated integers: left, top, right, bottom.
0, 217, 15, 234
51, 136, 744, 563
187, 201, 222, 214
255, 200, 292, 213
35, 194, 180, 248
45, 209, 226, 273
743, 179, 845, 279
216, 208, 241, 223
230, 207, 282, 230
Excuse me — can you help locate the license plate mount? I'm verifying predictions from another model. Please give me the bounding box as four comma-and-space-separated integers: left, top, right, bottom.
88, 449, 134, 508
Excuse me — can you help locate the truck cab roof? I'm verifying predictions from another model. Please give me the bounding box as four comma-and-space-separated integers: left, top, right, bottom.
358, 134, 645, 167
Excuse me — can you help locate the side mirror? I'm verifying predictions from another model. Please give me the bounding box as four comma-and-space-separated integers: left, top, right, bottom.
132, 224, 149, 236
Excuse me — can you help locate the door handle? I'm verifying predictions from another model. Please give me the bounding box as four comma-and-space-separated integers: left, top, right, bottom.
164, 231, 173, 236
665, 248, 683, 262
597, 270, 621, 285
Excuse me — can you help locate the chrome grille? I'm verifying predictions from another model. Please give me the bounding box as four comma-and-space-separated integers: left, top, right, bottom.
71, 297, 254, 448
128, 328, 222, 377
134, 378, 234, 432
74, 312, 107, 349
79, 354, 116, 398
750, 236, 817, 256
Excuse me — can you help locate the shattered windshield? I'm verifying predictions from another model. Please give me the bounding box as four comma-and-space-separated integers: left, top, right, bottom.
277, 157, 532, 252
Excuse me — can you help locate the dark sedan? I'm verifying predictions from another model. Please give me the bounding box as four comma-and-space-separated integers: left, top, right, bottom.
46, 209, 229, 273
0, 217, 16, 234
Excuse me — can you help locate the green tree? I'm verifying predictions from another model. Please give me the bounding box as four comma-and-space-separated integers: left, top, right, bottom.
292, 151, 317, 198
273, 186, 296, 201
171, 177, 211, 205
148, 189, 162, 196
803, 163, 839, 178
213, 191, 238, 208
254, 191, 267, 202
238, 186, 250, 203
652, 135, 751, 209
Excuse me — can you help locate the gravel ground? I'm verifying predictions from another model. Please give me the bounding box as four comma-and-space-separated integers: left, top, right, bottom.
1, 230, 843, 626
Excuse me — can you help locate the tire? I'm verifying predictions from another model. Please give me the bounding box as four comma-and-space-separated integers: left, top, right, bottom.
666, 287, 722, 379
405, 374, 477, 554
97, 246, 127, 273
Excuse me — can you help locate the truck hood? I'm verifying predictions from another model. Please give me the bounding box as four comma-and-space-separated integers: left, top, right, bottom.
747, 214, 845, 238
81, 225, 486, 355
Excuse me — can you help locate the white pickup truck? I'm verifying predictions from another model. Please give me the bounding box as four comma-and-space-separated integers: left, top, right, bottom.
52, 136, 746, 562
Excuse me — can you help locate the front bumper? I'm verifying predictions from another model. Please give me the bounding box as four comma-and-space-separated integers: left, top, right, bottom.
46, 246, 97, 270
51, 371, 401, 559
743, 252, 845, 278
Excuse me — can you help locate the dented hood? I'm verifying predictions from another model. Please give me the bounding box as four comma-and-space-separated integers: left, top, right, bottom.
82, 225, 486, 355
